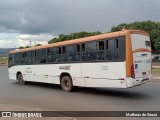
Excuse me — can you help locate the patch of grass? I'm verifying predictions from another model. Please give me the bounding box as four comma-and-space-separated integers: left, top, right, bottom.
152, 68, 160, 74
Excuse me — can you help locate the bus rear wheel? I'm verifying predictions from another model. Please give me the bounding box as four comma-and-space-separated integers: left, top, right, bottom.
17, 73, 25, 85
60, 76, 73, 92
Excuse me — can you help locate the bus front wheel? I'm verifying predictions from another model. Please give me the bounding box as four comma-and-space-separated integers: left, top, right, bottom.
17, 73, 25, 85
60, 76, 73, 92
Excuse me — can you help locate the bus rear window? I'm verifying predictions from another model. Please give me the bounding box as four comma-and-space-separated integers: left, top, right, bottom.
145, 41, 151, 47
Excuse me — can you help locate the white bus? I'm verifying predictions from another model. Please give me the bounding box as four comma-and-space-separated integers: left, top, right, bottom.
8, 29, 152, 92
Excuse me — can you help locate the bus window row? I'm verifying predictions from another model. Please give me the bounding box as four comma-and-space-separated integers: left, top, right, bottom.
8, 36, 126, 66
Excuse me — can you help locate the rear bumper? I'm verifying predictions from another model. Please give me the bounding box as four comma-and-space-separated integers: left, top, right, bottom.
126, 75, 152, 88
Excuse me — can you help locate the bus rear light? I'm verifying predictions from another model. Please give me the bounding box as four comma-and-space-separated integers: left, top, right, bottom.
131, 65, 135, 78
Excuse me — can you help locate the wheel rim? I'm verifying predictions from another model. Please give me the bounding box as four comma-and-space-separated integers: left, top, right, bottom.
18, 74, 25, 85
64, 80, 70, 90
61, 76, 73, 92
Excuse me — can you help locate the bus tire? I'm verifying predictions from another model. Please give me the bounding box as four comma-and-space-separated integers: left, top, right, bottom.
17, 73, 25, 85
60, 76, 73, 92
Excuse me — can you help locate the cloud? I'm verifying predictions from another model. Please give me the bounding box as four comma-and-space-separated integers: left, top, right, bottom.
0, 0, 160, 48
18, 34, 54, 41
0, 0, 160, 35
0, 39, 16, 48
17, 34, 54, 47
0, 33, 55, 48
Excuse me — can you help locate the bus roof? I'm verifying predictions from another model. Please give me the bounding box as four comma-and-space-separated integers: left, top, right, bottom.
9, 30, 149, 54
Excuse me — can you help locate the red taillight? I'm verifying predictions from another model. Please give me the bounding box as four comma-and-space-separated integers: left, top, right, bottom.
131, 65, 135, 78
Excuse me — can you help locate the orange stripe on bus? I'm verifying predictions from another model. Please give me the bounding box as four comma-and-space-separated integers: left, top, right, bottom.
133, 48, 151, 53
125, 30, 133, 77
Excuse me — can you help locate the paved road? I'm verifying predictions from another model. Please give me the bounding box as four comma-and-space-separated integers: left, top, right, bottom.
0, 66, 160, 120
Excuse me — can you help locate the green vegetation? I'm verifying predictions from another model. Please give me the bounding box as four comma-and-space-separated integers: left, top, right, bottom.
111, 20, 160, 50
19, 46, 31, 49
48, 31, 102, 44
19, 44, 42, 49
35, 44, 42, 46
152, 68, 160, 74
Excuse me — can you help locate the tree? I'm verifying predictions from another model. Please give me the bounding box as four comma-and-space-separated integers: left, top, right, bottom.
35, 44, 42, 46
19, 46, 24, 49
19, 46, 31, 49
111, 20, 160, 50
48, 31, 102, 44
154, 37, 160, 49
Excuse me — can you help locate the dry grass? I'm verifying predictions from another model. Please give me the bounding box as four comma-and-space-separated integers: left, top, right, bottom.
152, 68, 160, 74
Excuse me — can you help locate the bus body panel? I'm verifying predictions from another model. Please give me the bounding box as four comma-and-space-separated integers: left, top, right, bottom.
82, 62, 127, 88
8, 67, 16, 80
131, 34, 152, 79
9, 62, 127, 88
9, 63, 86, 87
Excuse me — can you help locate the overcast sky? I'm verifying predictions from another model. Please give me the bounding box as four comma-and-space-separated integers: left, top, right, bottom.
0, 0, 160, 48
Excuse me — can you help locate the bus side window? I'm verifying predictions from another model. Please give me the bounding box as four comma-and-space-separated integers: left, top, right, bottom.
47, 48, 57, 63
106, 40, 108, 50
85, 42, 97, 61
35, 50, 38, 63
67, 45, 74, 62
58, 47, 61, 54
81, 43, 85, 52
116, 39, 118, 48
108, 39, 115, 50
24, 52, 26, 58
98, 41, 104, 50
75, 44, 80, 61
106, 39, 115, 60
14, 53, 17, 65
55, 47, 62, 63
35, 51, 37, 57
62, 46, 66, 54
97, 41, 104, 61
8, 54, 13, 67
81, 43, 86, 61
35, 49, 46, 64
77, 44, 80, 53
47, 49, 50, 55
47, 49, 51, 63
26, 51, 30, 64
17, 53, 20, 65
41, 49, 46, 63
21, 52, 26, 64
114, 38, 118, 60
62, 46, 67, 62
31, 51, 35, 64
117, 36, 126, 61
